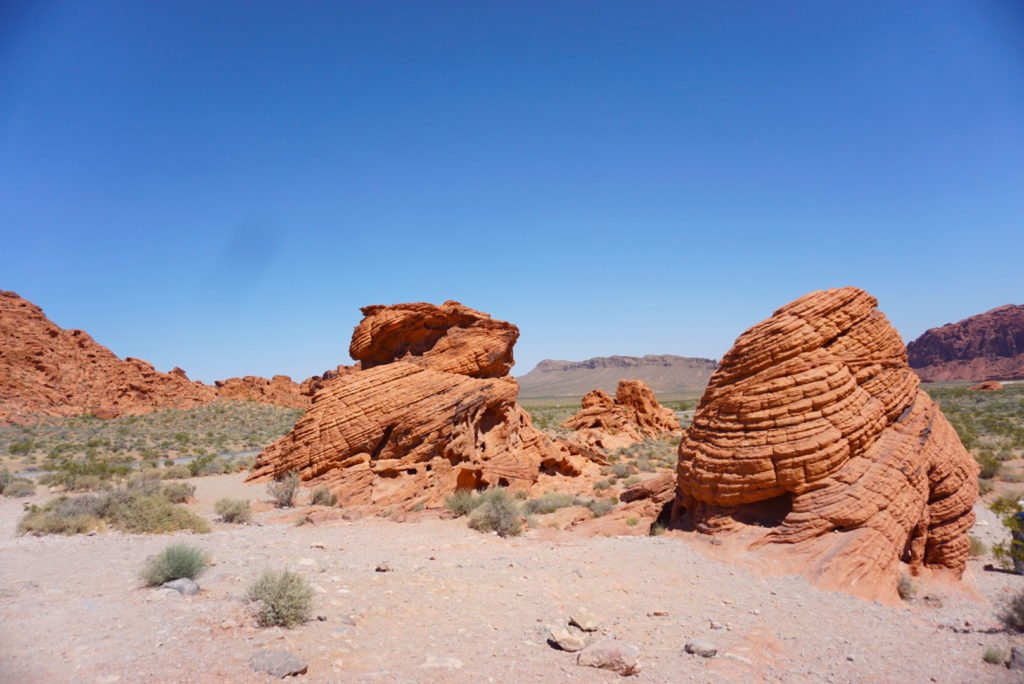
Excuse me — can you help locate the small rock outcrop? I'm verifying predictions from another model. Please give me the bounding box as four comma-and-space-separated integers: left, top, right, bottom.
969, 380, 1003, 391
213, 367, 353, 409
248, 301, 598, 512
908, 304, 1024, 382
563, 380, 681, 450
0, 290, 215, 423
674, 287, 978, 600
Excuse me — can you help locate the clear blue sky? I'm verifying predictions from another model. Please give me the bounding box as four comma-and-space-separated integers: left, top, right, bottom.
1, 2, 1021, 382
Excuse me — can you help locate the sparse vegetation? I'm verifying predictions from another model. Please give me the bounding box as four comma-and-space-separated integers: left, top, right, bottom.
523, 492, 575, 514
2, 477, 35, 497
999, 587, 1024, 633
268, 471, 300, 507
215, 498, 252, 523
983, 646, 1005, 665
897, 573, 917, 601
467, 488, 523, 537
310, 486, 337, 507
161, 481, 195, 503
247, 569, 313, 628
626, 516, 639, 527
968, 535, 987, 558
140, 543, 209, 586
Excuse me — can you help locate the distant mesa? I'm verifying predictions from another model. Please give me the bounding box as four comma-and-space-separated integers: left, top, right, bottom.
672, 287, 978, 601
517, 354, 718, 399
562, 380, 682, 451
907, 303, 1024, 382
247, 301, 602, 512
0, 290, 337, 424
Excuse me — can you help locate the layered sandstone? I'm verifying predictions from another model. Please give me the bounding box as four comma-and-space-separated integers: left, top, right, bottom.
248, 301, 597, 511
908, 304, 1024, 382
0, 290, 215, 423
213, 366, 354, 409
563, 380, 682, 450
673, 287, 978, 600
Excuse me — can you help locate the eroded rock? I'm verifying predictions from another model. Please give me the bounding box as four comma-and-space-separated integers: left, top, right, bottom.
248, 301, 599, 512
563, 380, 681, 450
673, 287, 979, 600
577, 640, 641, 676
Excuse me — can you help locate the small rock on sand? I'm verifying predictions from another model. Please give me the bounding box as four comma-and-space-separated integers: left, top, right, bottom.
249, 650, 308, 678
577, 640, 641, 676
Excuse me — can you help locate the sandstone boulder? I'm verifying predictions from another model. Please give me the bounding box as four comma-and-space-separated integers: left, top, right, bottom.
673, 287, 978, 600
969, 380, 1003, 391
248, 302, 598, 512
563, 380, 681, 450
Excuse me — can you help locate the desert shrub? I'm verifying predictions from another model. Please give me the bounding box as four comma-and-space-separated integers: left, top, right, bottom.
247, 569, 313, 628
968, 535, 987, 558
126, 473, 163, 496
979, 479, 994, 496
626, 516, 639, 527
101, 492, 209, 534
18, 507, 103, 536
976, 451, 1000, 480
2, 478, 36, 497
467, 489, 522, 537
310, 486, 337, 507
983, 646, 1005, 664
8, 439, 33, 455
163, 459, 175, 468
897, 573, 917, 600
161, 464, 192, 480
636, 458, 656, 473
66, 474, 110, 492
622, 476, 640, 488
1000, 588, 1024, 632
189, 454, 229, 477
593, 479, 612, 492
233, 455, 256, 471
215, 498, 251, 523
650, 523, 666, 536
268, 471, 300, 508
0, 469, 13, 489
523, 492, 575, 515
161, 482, 195, 503
140, 543, 209, 586
610, 463, 631, 479
582, 497, 616, 517
445, 489, 482, 517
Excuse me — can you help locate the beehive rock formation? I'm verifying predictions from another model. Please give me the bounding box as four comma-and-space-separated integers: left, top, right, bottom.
908, 304, 1024, 382
0, 290, 215, 423
248, 301, 597, 511
563, 380, 681, 450
673, 287, 978, 600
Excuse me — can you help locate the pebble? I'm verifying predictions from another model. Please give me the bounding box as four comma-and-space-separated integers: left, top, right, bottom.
684, 639, 717, 658
569, 609, 600, 632
548, 628, 586, 652
161, 578, 199, 596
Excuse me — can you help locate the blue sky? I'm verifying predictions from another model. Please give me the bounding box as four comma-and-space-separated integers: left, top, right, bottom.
1, 1, 1022, 382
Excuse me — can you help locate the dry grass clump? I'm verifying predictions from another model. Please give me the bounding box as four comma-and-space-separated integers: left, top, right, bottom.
17, 487, 209, 536
310, 486, 337, 507
140, 543, 209, 586
215, 498, 251, 523
999, 588, 1024, 633
247, 569, 313, 628
161, 482, 195, 503
2, 477, 35, 498
467, 489, 522, 537
268, 471, 300, 508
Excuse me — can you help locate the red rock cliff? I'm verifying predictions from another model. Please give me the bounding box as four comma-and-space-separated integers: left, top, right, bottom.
908, 304, 1024, 382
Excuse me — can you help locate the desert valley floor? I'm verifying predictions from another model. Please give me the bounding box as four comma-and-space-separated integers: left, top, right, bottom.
1, 471, 1022, 683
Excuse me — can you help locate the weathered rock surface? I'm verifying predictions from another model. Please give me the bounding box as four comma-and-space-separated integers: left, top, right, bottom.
0, 290, 215, 423
563, 380, 681, 450
248, 650, 308, 678
908, 304, 1024, 382
213, 367, 353, 409
674, 287, 978, 600
576, 640, 642, 676
969, 381, 1003, 391
248, 301, 599, 511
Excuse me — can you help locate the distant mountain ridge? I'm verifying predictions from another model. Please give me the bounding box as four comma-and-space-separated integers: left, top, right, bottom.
908, 303, 1024, 382
517, 354, 718, 398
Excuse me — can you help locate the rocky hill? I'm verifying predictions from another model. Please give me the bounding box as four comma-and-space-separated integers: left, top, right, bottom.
908, 304, 1024, 382
516, 354, 717, 398
0, 290, 337, 423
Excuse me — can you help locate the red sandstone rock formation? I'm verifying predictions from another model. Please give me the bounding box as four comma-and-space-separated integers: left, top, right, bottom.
0, 290, 215, 423
969, 380, 1003, 391
248, 301, 598, 511
673, 287, 978, 600
562, 380, 681, 450
908, 304, 1024, 382
213, 367, 355, 409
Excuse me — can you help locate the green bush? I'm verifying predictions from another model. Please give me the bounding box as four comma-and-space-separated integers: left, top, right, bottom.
247, 569, 313, 628
268, 471, 300, 508
161, 482, 195, 503
610, 463, 631, 479
897, 573, 917, 600
582, 497, 616, 517
215, 498, 251, 523
101, 493, 210, 534
983, 646, 1005, 665
2, 478, 36, 497
445, 489, 483, 517
126, 474, 163, 496
8, 439, 33, 455
467, 489, 522, 537
976, 451, 1000, 480
140, 543, 209, 586
310, 486, 337, 507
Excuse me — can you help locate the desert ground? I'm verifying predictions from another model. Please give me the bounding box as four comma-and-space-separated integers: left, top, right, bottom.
1, 469, 1022, 683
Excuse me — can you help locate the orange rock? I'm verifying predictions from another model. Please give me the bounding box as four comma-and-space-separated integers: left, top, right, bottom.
248, 301, 599, 512
673, 287, 978, 600
969, 380, 1003, 391
563, 380, 681, 450
213, 368, 355, 409
0, 290, 215, 423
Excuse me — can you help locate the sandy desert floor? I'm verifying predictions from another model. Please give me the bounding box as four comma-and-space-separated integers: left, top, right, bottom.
1, 473, 1022, 683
